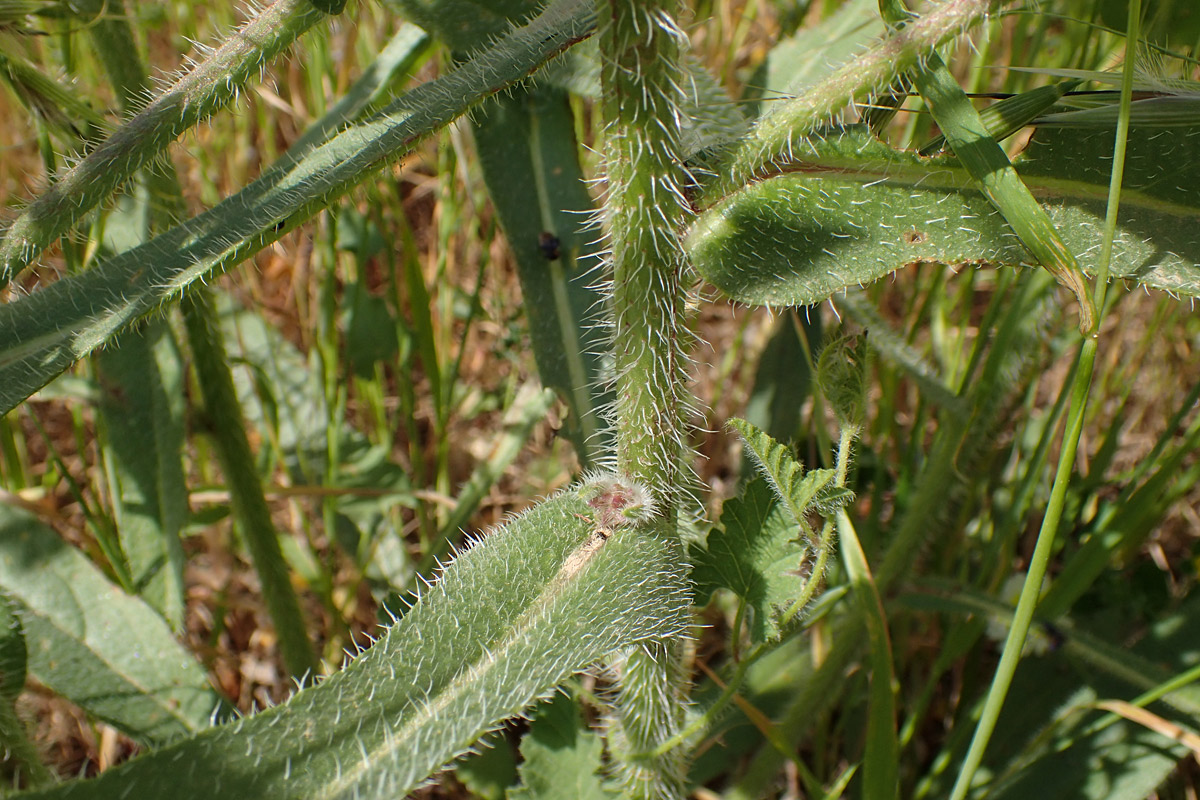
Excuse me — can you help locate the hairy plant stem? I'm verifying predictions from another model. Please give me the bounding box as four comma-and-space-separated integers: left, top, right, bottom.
600, 0, 692, 504
597, 1, 694, 796
0, 0, 331, 286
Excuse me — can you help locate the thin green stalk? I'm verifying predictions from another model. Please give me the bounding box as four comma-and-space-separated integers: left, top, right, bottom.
946, 3, 1140, 797
183, 290, 318, 680
0, 0, 333, 286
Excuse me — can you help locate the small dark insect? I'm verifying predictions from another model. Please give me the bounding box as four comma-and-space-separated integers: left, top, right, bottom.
1041, 622, 1066, 653
272, 219, 287, 233
902, 229, 928, 245
538, 231, 561, 261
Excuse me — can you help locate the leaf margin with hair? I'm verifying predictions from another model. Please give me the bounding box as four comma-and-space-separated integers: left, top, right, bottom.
687, 125, 1200, 308
13, 485, 689, 800
0, 0, 596, 416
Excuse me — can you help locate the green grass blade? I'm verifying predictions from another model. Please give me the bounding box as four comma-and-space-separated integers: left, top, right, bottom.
13, 484, 689, 799
0, 0, 596, 416
285, 22, 431, 157
838, 510, 898, 800
471, 85, 611, 466
423, 382, 557, 569
917, 79, 1083, 155
94, 321, 189, 629
183, 290, 319, 679
909, 52, 1096, 330
0, 504, 229, 747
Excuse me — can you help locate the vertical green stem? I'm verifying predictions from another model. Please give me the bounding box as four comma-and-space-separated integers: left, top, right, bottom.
597, 2, 694, 796
183, 291, 319, 680
946, 2, 1139, 797
600, 0, 692, 504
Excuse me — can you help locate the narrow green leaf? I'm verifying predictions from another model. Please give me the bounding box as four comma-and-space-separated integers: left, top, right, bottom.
471, 85, 610, 466
286, 22, 431, 158
903, 586, 1200, 799
0, 0, 597, 415
918, 79, 1083, 155
838, 512, 897, 800
0, 505, 227, 747
186, 290, 319, 679
910, 53, 1096, 330
687, 125, 1200, 307
14, 486, 689, 799
507, 693, 617, 800
691, 478, 810, 642
0, 47, 106, 145
95, 320, 188, 629
428, 381, 557, 567
222, 296, 414, 525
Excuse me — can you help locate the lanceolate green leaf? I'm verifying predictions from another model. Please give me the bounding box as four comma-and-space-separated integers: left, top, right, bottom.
687, 125, 1200, 307
95, 321, 189, 630
16, 486, 689, 800
0, 505, 227, 747
0, 0, 596, 416
472, 85, 610, 466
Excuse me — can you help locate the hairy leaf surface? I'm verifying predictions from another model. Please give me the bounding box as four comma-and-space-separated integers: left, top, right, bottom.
688, 125, 1200, 306
691, 478, 809, 642
17, 488, 689, 799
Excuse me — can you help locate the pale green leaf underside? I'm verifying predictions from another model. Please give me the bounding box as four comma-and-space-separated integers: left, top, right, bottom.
0, 505, 224, 747
688, 125, 1200, 306
18, 488, 689, 800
